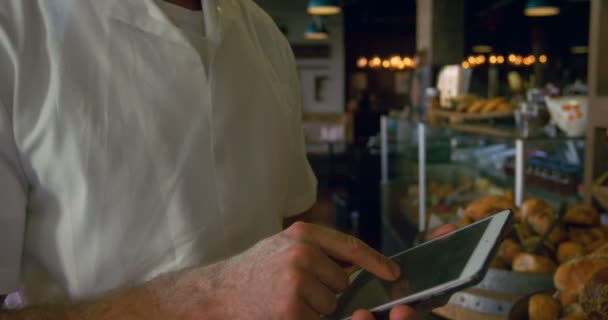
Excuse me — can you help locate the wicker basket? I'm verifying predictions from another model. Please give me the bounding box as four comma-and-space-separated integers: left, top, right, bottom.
591, 171, 608, 211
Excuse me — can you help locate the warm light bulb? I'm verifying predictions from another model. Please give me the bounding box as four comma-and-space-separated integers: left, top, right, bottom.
382, 60, 391, 69
489, 56, 497, 64
508, 54, 517, 63
539, 55, 548, 63
497, 56, 505, 64
467, 56, 476, 65
462, 61, 470, 69
356, 57, 368, 68
403, 57, 413, 67
390, 55, 402, 68
370, 56, 382, 68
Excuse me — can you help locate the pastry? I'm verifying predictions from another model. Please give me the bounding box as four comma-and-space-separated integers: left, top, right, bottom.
580, 267, 608, 319
557, 241, 585, 264
466, 100, 486, 113
528, 294, 561, 320
521, 198, 555, 222
564, 204, 600, 226
497, 239, 522, 265
512, 252, 556, 273
465, 195, 517, 221
554, 255, 608, 294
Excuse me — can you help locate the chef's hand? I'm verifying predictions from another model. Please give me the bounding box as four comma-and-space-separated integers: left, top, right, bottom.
352, 305, 417, 320
209, 222, 416, 319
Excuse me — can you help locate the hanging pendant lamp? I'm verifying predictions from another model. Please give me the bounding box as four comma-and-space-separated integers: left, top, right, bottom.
524, 0, 560, 17
307, 0, 341, 16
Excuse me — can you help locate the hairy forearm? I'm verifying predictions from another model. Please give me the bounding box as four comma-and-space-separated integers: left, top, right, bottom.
0, 266, 223, 320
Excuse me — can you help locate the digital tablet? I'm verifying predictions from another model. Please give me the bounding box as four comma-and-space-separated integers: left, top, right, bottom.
327, 210, 513, 320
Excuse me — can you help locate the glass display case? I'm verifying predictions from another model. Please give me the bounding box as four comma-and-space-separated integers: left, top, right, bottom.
379, 116, 586, 254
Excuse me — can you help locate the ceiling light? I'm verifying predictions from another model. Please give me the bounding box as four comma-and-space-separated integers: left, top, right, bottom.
524, 0, 560, 17
307, 0, 341, 15
304, 19, 328, 40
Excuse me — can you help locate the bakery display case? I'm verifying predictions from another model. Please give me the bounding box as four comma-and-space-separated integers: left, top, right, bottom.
380, 116, 585, 250
378, 116, 597, 319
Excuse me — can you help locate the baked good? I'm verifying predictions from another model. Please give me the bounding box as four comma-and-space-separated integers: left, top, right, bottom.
496, 102, 514, 112
590, 243, 608, 258
456, 215, 472, 227
466, 100, 486, 113
527, 211, 553, 236
490, 256, 508, 269
554, 256, 608, 294
512, 252, 556, 273
497, 239, 522, 265
464, 195, 517, 221
521, 198, 555, 222
560, 303, 585, 320
586, 240, 608, 254
580, 267, 608, 319
557, 241, 585, 264
560, 289, 580, 306
528, 293, 561, 320
549, 225, 568, 244
564, 204, 600, 226
480, 97, 506, 113
569, 228, 594, 245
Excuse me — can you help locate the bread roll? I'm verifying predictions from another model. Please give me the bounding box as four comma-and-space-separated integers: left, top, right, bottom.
560, 289, 580, 306
564, 204, 600, 226
527, 211, 553, 236
497, 239, 523, 265
465, 195, 517, 221
560, 303, 585, 320
549, 225, 568, 244
496, 102, 514, 112
580, 267, 608, 319
554, 256, 608, 294
480, 97, 506, 113
528, 293, 561, 320
522, 198, 555, 221
490, 256, 508, 269
557, 241, 585, 264
466, 100, 486, 113
590, 243, 608, 258
512, 252, 556, 273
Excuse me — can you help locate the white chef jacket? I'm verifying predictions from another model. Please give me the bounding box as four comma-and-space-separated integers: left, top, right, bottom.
0, 0, 317, 305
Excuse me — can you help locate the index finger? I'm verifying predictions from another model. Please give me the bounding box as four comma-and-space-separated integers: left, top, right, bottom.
285, 222, 400, 281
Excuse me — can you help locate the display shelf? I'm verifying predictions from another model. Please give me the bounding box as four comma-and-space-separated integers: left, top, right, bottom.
381, 116, 586, 237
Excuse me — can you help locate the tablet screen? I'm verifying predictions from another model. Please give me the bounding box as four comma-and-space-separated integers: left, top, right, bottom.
333, 218, 492, 317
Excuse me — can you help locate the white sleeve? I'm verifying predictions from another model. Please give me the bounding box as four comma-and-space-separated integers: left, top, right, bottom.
0, 17, 28, 294
246, 5, 317, 217
283, 44, 318, 217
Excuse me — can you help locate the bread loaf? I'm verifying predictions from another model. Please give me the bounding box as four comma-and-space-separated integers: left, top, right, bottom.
512, 252, 556, 273
554, 256, 608, 294
528, 293, 561, 320
464, 195, 516, 221
580, 267, 608, 319
557, 241, 585, 264
522, 198, 555, 221
497, 239, 523, 265
564, 204, 600, 226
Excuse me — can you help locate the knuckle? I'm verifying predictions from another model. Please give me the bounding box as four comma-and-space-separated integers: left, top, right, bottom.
287, 222, 311, 238
345, 235, 363, 253
286, 244, 313, 265
283, 268, 304, 288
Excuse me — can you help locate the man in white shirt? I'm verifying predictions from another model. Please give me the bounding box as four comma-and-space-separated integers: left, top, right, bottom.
0, 0, 415, 319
